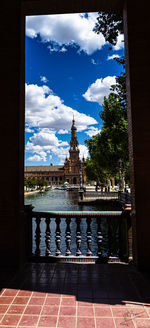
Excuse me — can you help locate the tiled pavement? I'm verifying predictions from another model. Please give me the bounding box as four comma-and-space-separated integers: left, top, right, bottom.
0, 263, 150, 327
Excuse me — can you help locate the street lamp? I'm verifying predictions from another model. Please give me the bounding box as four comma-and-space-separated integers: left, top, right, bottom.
79, 160, 83, 189
118, 159, 123, 192
79, 160, 84, 200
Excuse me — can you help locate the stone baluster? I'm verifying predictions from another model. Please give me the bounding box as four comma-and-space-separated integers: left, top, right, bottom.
45, 217, 51, 256
76, 217, 82, 256
65, 217, 71, 256
35, 216, 41, 256
55, 217, 61, 256
119, 214, 126, 260
116, 217, 120, 258
86, 217, 92, 256
107, 217, 111, 258
97, 217, 102, 259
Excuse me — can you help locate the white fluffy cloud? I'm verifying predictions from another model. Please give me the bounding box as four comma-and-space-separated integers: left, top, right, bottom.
40, 76, 48, 83
27, 154, 47, 162
25, 127, 34, 133
29, 129, 68, 147
26, 127, 69, 164
82, 76, 116, 105
113, 34, 124, 50
25, 83, 97, 131
25, 83, 98, 164
26, 13, 106, 55
51, 146, 70, 164
79, 145, 89, 159
85, 126, 101, 137
57, 129, 69, 135
107, 54, 120, 61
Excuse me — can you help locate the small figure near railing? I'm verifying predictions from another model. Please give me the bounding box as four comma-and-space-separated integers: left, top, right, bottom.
25, 206, 131, 263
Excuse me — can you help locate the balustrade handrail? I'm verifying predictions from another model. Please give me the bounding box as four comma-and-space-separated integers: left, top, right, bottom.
31, 210, 122, 218
83, 192, 118, 198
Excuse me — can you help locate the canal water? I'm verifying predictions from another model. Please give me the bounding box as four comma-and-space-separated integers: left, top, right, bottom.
25, 189, 126, 258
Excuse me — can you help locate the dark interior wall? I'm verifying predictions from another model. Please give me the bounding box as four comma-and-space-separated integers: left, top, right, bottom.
124, 1, 150, 269
0, 2, 25, 267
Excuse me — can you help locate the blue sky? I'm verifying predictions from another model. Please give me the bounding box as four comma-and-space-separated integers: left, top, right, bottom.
25, 12, 124, 166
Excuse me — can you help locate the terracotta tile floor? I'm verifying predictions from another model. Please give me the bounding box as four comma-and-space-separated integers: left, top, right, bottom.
0, 263, 150, 327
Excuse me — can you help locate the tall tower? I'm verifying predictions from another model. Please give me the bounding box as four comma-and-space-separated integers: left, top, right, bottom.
69, 117, 80, 163
64, 117, 86, 184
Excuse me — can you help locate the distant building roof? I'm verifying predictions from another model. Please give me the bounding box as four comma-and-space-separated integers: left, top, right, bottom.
25, 165, 64, 172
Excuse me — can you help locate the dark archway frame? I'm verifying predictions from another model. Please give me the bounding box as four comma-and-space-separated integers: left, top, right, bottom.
1, 0, 149, 271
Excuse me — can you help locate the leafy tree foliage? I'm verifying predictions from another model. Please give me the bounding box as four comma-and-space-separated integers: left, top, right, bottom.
24, 177, 49, 190
85, 12, 130, 185
85, 94, 129, 183
94, 11, 123, 46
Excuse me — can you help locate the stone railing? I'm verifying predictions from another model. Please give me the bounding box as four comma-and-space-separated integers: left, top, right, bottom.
83, 191, 118, 199
25, 207, 131, 263
78, 190, 131, 205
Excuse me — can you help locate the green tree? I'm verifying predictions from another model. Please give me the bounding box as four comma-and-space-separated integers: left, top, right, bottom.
85, 94, 128, 181
85, 11, 130, 185
94, 11, 123, 46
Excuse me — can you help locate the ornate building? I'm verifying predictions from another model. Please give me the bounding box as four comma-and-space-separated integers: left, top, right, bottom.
25, 118, 86, 185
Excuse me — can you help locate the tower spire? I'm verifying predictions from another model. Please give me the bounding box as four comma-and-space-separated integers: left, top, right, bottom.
72, 114, 75, 125
69, 117, 79, 163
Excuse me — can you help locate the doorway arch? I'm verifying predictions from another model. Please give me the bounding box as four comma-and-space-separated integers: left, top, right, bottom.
73, 177, 77, 184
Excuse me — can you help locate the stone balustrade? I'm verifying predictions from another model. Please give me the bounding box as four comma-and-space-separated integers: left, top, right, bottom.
25, 207, 131, 263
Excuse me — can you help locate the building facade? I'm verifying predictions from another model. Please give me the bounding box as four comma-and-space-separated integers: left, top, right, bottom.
25, 118, 86, 185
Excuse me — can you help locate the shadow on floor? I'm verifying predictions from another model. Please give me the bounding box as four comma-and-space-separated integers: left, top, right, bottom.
1, 262, 150, 306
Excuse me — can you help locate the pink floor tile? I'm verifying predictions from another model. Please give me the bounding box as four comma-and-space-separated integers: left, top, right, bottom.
0, 314, 3, 321
28, 297, 45, 305
146, 308, 150, 317
61, 298, 76, 306
62, 295, 76, 299
12, 296, 30, 305
41, 305, 59, 315
24, 305, 42, 315
130, 307, 149, 318
0, 297, 14, 305
47, 293, 61, 298
2, 289, 18, 297
18, 314, 39, 327
59, 306, 76, 316
96, 317, 115, 328
18, 290, 32, 297
58, 316, 76, 328
45, 297, 60, 305
77, 317, 95, 328
1, 314, 21, 326
77, 306, 94, 317
134, 318, 150, 327
32, 291, 46, 297
7, 305, 25, 314
115, 317, 135, 327
38, 315, 57, 327
78, 300, 93, 307
112, 307, 131, 318
0, 305, 9, 314
95, 306, 112, 317
0, 326, 15, 328
94, 302, 112, 307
